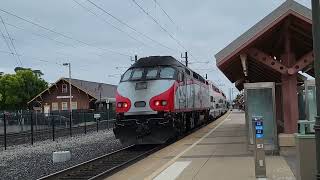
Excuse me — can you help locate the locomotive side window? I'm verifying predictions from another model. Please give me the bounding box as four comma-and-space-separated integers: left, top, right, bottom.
185, 69, 190, 75
146, 68, 158, 79
131, 68, 144, 80
160, 67, 176, 79
210, 96, 214, 102
121, 69, 133, 81
193, 73, 198, 79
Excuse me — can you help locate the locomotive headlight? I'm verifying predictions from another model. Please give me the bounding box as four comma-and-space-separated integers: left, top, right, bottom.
154, 100, 167, 106
123, 102, 128, 108
155, 100, 161, 106
117, 102, 123, 108
161, 100, 168, 106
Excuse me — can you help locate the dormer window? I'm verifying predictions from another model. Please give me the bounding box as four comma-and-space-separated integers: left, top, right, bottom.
62, 84, 68, 93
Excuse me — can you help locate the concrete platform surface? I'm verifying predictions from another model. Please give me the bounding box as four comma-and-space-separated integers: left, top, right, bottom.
106, 110, 295, 180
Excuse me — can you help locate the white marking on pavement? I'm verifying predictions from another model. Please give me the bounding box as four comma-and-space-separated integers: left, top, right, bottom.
153, 161, 191, 180
145, 112, 232, 180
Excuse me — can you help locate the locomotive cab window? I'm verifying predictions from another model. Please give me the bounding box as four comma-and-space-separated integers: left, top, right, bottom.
121, 69, 133, 81
146, 68, 158, 79
131, 68, 144, 80
160, 67, 176, 79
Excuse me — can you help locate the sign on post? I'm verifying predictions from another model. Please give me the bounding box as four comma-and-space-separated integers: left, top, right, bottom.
94, 114, 101, 119
252, 116, 266, 178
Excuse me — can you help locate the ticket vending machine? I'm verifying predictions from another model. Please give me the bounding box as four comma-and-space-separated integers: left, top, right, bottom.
252, 116, 266, 178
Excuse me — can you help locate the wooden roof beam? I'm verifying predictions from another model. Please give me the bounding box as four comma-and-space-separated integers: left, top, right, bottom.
288, 51, 314, 75
247, 48, 288, 75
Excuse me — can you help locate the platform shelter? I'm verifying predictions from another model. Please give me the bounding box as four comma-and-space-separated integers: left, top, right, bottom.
215, 0, 314, 143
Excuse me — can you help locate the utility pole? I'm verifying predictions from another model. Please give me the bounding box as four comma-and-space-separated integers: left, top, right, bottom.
311, 0, 320, 179
181, 52, 188, 67
63, 62, 72, 136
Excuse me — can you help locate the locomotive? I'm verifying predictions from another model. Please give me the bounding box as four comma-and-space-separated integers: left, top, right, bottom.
113, 56, 227, 144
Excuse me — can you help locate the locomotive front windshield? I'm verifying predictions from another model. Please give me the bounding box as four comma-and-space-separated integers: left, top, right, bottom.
121, 67, 176, 82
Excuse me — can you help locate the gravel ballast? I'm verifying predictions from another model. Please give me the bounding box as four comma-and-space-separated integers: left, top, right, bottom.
0, 129, 124, 180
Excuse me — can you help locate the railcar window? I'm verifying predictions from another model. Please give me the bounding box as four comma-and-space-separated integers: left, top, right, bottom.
160, 67, 175, 79
146, 68, 158, 79
121, 69, 133, 81
131, 68, 144, 80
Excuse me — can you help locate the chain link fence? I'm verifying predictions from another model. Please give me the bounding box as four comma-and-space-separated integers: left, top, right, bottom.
0, 109, 116, 150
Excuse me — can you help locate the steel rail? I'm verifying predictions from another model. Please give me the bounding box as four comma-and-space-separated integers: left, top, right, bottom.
37, 144, 159, 180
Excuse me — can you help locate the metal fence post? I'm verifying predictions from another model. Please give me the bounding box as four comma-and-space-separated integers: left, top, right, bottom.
107, 110, 110, 129
84, 112, 87, 134
96, 117, 99, 132
69, 111, 72, 137
3, 113, 7, 150
31, 112, 34, 145
52, 113, 55, 141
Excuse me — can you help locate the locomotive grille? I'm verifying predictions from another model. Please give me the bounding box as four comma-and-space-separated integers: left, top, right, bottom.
134, 101, 146, 107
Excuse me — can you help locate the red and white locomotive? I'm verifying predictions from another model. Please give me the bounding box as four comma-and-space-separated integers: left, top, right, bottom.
113, 56, 227, 144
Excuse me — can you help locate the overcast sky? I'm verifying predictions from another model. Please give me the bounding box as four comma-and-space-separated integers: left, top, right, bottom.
0, 0, 311, 99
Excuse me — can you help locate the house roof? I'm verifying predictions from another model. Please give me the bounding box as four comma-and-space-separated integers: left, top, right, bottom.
215, 0, 312, 66
28, 77, 117, 104
63, 78, 117, 99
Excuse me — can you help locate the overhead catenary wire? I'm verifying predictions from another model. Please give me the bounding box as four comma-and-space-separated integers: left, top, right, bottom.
73, 0, 150, 49
0, 49, 62, 66
0, 25, 15, 58
0, 8, 131, 57
131, 0, 187, 52
0, 15, 22, 66
86, 0, 178, 53
4, 22, 77, 48
0, 49, 93, 73
4, 21, 117, 61
152, 0, 180, 32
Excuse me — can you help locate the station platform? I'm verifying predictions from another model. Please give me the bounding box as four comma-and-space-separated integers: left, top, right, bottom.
106, 110, 295, 180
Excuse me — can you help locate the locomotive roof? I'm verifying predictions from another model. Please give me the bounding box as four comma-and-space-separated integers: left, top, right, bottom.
131, 56, 184, 68
129, 56, 216, 88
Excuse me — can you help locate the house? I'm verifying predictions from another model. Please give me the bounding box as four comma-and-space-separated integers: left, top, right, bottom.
28, 77, 117, 113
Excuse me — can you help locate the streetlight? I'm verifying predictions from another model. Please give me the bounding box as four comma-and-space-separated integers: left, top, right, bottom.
63, 62, 72, 137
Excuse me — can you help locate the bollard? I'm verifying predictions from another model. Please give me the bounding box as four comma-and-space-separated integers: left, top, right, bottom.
31, 112, 34, 145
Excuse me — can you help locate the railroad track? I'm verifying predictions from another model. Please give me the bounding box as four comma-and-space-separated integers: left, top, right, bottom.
38, 144, 159, 180
36, 115, 224, 179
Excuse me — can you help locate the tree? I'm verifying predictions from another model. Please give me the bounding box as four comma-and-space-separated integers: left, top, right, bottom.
0, 68, 48, 110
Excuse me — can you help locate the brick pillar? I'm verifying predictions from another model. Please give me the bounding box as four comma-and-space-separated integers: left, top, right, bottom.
281, 74, 298, 133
